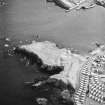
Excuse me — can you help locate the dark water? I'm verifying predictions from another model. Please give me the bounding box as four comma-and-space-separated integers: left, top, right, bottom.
1, 0, 105, 105
0, 40, 74, 105
0, 39, 43, 105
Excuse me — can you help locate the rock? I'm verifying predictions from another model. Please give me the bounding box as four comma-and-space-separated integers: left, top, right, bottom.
5, 38, 10, 41
13, 40, 105, 105
4, 44, 9, 47
16, 40, 105, 91
46, 0, 98, 11
14, 43, 63, 74
95, 0, 105, 7
32, 81, 43, 87
15, 40, 86, 89
61, 89, 71, 100
36, 98, 48, 105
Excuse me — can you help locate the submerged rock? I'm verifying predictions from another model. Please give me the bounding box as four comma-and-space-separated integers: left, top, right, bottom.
36, 98, 48, 105
61, 89, 71, 100
5, 38, 10, 41
4, 44, 9, 47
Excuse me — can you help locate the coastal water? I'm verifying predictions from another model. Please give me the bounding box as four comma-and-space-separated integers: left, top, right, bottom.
0, 0, 105, 105
5, 0, 105, 53
0, 39, 43, 105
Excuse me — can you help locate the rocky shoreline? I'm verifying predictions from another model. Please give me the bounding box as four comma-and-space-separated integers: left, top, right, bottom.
11, 40, 105, 105
46, 0, 105, 11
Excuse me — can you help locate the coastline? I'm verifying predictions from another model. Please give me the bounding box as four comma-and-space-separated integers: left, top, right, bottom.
0, 0, 105, 105
13, 39, 105, 105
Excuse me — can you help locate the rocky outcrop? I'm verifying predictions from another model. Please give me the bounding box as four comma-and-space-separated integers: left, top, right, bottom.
14, 40, 86, 89
46, 0, 96, 11
46, 0, 105, 12
14, 46, 63, 75
14, 40, 105, 105
95, 0, 105, 7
